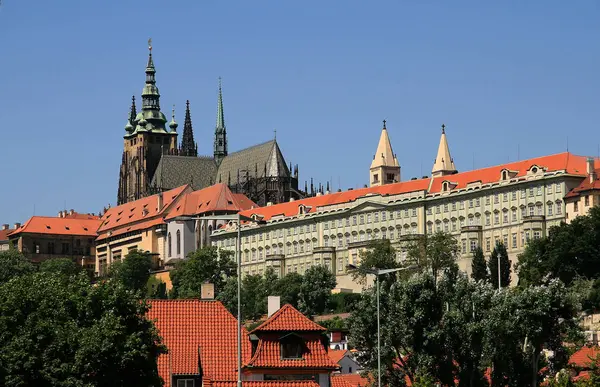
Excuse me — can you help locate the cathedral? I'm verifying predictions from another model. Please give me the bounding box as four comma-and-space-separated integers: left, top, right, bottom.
117, 43, 304, 206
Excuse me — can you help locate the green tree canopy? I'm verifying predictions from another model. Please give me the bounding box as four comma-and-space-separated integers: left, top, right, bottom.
170, 246, 236, 298
352, 239, 400, 284
109, 249, 153, 293
241, 274, 266, 321
471, 246, 488, 282
39, 257, 81, 277
407, 231, 459, 288
299, 265, 337, 317
0, 249, 34, 284
488, 242, 511, 288
0, 272, 166, 386
275, 271, 303, 309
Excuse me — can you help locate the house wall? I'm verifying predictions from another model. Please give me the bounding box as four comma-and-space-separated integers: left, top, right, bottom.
337, 356, 360, 374
12, 233, 95, 264
212, 173, 586, 292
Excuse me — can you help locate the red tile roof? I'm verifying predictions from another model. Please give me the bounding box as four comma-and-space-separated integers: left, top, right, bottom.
239, 152, 596, 222
97, 185, 190, 240
565, 170, 600, 198
251, 304, 327, 333
147, 299, 252, 385
63, 212, 100, 220
8, 216, 101, 238
331, 374, 370, 387
165, 183, 256, 220
0, 227, 15, 242
245, 332, 339, 370
328, 349, 348, 364
206, 381, 320, 387
569, 346, 600, 369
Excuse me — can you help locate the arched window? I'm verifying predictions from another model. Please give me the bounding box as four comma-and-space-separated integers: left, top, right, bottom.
168, 232, 172, 257
176, 230, 181, 256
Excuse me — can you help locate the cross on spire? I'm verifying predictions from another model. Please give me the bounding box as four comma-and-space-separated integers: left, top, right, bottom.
383, 119, 387, 129
274, 129, 277, 140
441, 123, 446, 133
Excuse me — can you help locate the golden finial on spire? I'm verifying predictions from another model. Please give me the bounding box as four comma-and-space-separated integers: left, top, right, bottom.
148, 38, 152, 52
172, 104, 175, 120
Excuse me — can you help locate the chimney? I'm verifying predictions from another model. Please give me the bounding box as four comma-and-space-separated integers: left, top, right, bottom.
58, 211, 63, 218
1, 224, 8, 230
267, 202, 273, 206
268, 296, 281, 318
14, 223, 21, 229
69, 209, 74, 216
201, 283, 215, 300
587, 158, 596, 183
316, 192, 322, 197
157, 192, 163, 211
289, 197, 295, 202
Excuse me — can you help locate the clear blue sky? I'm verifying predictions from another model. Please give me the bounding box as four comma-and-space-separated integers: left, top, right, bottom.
0, 0, 598, 224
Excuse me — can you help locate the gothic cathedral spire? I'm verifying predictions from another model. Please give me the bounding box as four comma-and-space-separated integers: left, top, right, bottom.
431, 124, 457, 177
180, 100, 198, 156
214, 77, 228, 165
369, 120, 400, 187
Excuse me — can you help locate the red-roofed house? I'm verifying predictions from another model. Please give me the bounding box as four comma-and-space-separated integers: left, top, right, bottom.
564, 158, 600, 223
330, 374, 370, 387
328, 350, 360, 375
211, 124, 600, 290
565, 345, 600, 381
8, 211, 100, 268
0, 223, 17, 251
148, 292, 339, 387
163, 183, 255, 265
95, 185, 192, 275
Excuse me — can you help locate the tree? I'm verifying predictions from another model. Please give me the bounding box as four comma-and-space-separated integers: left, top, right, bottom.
217, 276, 239, 315
471, 246, 488, 282
146, 276, 168, 299
407, 231, 459, 288
0, 272, 166, 386
109, 249, 153, 293
488, 242, 511, 288
241, 274, 266, 321
299, 265, 336, 317
352, 239, 400, 284
170, 246, 236, 298
0, 249, 34, 284
263, 266, 279, 299
39, 257, 81, 277
275, 272, 303, 309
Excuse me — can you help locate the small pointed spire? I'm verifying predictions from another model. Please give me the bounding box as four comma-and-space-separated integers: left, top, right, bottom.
216, 77, 225, 130
326, 181, 330, 192
180, 100, 197, 156
304, 181, 308, 193
383, 119, 387, 129
146, 38, 154, 70
169, 104, 178, 132
129, 95, 137, 123
214, 77, 228, 163
441, 123, 446, 134
274, 128, 277, 140
432, 123, 457, 177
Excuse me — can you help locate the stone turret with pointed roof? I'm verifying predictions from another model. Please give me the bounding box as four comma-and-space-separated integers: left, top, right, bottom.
431, 124, 457, 177
369, 120, 401, 187
214, 77, 228, 165
180, 100, 198, 156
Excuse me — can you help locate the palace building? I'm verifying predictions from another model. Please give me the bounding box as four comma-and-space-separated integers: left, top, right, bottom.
211, 121, 599, 292
117, 42, 304, 208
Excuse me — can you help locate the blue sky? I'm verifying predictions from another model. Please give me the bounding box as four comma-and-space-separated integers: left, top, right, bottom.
0, 0, 598, 224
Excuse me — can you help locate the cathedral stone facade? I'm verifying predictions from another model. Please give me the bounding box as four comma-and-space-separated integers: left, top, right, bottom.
118, 43, 303, 207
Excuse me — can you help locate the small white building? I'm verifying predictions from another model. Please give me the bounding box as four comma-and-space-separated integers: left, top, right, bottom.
164, 183, 255, 264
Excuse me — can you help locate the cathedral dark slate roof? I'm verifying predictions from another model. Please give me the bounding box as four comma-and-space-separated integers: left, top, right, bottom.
216, 140, 290, 183
151, 155, 217, 191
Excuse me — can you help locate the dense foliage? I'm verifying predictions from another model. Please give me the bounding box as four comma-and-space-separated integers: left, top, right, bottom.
471, 246, 488, 282
0, 250, 166, 386
488, 242, 511, 288
109, 249, 154, 293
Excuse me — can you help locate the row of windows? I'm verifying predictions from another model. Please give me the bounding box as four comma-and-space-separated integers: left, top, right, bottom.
428, 185, 562, 215
167, 230, 181, 257
461, 230, 543, 254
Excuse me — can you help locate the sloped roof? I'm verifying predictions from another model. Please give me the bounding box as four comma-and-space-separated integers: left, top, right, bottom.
331, 374, 370, 387
245, 333, 339, 370
9, 216, 101, 238
251, 304, 327, 333
165, 183, 256, 220
565, 169, 600, 198
237, 152, 596, 223
216, 140, 290, 183
147, 299, 252, 384
431, 127, 457, 175
152, 155, 217, 191
328, 349, 348, 364
97, 185, 189, 240
0, 227, 15, 242
206, 381, 320, 387
569, 345, 600, 369
370, 125, 399, 169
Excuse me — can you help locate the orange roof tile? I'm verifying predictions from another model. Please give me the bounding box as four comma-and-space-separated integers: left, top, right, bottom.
328, 349, 348, 364
165, 183, 256, 220
63, 212, 100, 220
565, 169, 600, 198
239, 152, 596, 222
207, 381, 320, 387
569, 346, 600, 369
251, 304, 327, 333
147, 299, 252, 384
97, 185, 190, 240
245, 332, 339, 370
331, 374, 370, 387
8, 216, 101, 238
0, 227, 15, 242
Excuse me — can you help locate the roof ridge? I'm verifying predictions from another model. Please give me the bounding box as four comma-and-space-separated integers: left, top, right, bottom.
226, 139, 274, 157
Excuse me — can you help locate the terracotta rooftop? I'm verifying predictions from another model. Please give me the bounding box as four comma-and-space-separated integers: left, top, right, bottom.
8, 216, 101, 238
97, 185, 190, 240
165, 183, 256, 220
147, 299, 251, 384
238, 152, 597, 222
251, 304, 327, 333
0, 227, 15, 242
569, 345, 600, 368
206, 381, 320, 387
328, 349, 348, 364
565, 169, 600, 198
331, 374, 370, 387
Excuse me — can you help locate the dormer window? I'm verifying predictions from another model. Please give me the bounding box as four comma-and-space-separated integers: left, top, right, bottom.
298, 205, 306, 215
280, 334, 304, 359
441, 181, 457, 192
502, 170, 508, 181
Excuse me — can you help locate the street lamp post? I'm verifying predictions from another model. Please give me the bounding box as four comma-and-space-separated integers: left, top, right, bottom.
347, 264, 416, 387
173, 213, 265, 387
